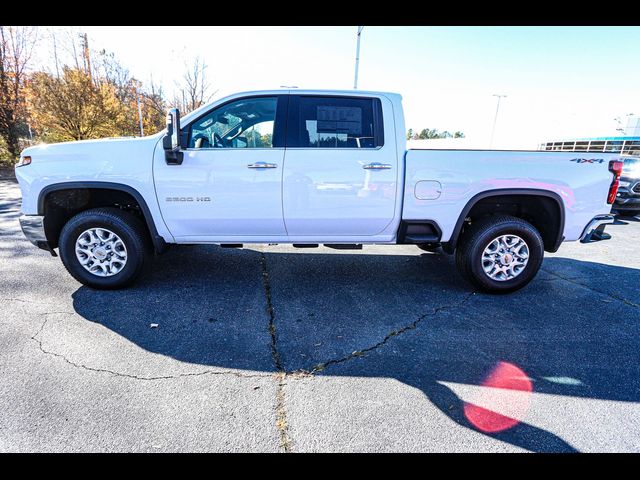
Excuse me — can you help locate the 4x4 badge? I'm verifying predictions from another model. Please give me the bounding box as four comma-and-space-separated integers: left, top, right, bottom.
570, 158, 605, 164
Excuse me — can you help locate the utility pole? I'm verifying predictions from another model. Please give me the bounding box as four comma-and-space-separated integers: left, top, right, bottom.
136, 88, 144, 136
353, 26, 364, 89
489, 94, 507, 148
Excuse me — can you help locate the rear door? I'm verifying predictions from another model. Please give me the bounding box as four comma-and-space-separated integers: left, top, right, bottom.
282, 94, 397, 236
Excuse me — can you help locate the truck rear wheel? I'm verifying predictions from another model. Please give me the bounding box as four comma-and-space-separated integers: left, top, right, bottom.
58, 207, 150, 289
455, 215, 544, 294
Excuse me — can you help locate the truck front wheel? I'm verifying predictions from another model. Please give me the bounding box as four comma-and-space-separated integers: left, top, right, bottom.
455, 215, 544, 294
58, 207, 150, 289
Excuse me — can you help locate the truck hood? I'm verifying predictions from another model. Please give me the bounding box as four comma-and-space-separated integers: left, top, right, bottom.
20, 134, 163, 161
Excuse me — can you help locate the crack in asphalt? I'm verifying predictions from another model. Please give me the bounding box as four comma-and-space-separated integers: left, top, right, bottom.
260, 253, 283, 372
258, 250, 478, 451
259, 252, 293, 453
30, 313, 270, 381
0, 298, 72, 308
299, 292, 477, 375
541, 267, 639, 309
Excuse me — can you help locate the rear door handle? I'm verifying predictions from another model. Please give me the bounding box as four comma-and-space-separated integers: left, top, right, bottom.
248, 162, 278, 169
363, 162, 392, 170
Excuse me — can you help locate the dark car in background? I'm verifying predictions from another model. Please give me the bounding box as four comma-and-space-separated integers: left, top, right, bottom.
613, 157, 640, 217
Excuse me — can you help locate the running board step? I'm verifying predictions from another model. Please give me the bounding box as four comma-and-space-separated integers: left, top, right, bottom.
404, 234, 440, 243
293, 244, 319, 248
324, 244, 363, 250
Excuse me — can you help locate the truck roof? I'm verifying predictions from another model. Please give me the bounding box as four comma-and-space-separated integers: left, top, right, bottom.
181, 88, 402, 124
227, 87, 401, 98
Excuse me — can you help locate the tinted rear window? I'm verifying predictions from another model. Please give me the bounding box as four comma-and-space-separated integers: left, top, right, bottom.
294, 96, 383, 148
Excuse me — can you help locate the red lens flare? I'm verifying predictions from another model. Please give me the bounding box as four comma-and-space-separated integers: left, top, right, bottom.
463, 361, 533, 433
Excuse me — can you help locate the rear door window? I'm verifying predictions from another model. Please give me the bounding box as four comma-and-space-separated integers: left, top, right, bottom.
288, 96, 384, 148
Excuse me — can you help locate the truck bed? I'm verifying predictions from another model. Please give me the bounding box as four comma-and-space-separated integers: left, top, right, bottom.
403, 149, 619, 243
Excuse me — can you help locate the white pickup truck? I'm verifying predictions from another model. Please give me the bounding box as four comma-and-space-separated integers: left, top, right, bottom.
15, 89, 623, 293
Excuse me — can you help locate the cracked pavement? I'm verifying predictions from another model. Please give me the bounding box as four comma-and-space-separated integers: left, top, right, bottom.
1, 174, 640, 452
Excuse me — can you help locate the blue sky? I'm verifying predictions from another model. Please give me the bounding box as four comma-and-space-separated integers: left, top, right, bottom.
38, 26, 640, 148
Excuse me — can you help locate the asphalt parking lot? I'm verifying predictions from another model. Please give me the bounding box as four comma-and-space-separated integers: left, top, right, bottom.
1, 174, 639, 452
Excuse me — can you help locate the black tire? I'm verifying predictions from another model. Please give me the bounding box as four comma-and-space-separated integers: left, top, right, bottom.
58, 207, 151, 289
455, 215, 544, 294
417, 243, 441, 253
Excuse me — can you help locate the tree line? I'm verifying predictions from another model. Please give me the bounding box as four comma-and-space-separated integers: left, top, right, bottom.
407, 128, 465, 140
0, 26, 214, 166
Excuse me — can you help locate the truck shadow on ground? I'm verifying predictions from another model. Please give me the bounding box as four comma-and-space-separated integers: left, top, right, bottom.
71, 246, 640, 452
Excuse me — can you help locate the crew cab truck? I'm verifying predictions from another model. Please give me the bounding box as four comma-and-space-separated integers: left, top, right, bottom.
15, 89, 624, 293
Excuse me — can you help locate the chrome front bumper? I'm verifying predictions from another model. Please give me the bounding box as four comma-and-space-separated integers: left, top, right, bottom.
19, 215, 51, 251
579, 214, 615, 243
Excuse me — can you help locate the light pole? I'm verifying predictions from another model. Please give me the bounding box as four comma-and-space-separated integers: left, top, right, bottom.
490, 94, 507, 148
353, 26, 364, 89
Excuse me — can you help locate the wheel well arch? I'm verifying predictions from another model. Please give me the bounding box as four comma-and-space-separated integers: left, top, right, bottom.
443, 189, 565, 254
38, 182, 167, 253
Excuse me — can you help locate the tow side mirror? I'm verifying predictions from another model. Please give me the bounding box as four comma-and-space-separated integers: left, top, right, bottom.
163, 108, 184, 165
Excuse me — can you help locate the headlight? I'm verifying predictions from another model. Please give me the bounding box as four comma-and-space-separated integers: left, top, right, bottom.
619, 180, 631, 188
16, 155, 31, 167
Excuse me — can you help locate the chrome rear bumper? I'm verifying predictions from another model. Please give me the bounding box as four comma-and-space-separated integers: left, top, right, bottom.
579, 214, 615, 243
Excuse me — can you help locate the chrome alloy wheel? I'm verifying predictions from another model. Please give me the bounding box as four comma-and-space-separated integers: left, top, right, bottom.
481, 234, 529, 281
75, 228, 128, 277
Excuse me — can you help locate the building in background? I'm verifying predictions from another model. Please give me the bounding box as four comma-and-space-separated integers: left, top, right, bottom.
538, 136, 640, 156
539, 115, 640, 156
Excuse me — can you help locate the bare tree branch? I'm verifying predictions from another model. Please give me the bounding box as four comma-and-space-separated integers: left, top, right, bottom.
172, 56, 214, 114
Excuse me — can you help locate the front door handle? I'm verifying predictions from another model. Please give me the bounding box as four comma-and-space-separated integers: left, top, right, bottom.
363, 162, 392, 170
248, 162, 278, 169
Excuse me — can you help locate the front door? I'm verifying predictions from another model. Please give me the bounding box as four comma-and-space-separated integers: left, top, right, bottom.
153, 95, 288, 239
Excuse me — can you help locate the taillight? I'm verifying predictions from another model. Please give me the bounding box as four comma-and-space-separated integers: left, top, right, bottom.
607, 160, 624, 204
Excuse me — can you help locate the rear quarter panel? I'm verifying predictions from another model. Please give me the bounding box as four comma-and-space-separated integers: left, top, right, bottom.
403, 150, 619, 243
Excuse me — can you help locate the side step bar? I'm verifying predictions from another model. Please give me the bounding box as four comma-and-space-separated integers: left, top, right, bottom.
218, 243, 365, 250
